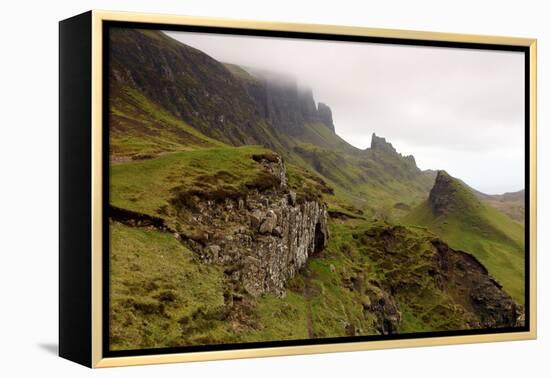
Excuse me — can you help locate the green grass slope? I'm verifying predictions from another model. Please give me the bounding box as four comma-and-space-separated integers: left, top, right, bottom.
110, 28, 295, 151
109, 27, 436, 219
110, 84, 225, 160
108, 142, 382, 345
290, 131, 435, 220
107, 29, 523, 349
110, 223, 230, 349
111, 145, 280, 222
111, 213, 504, 349
474, 188, 525, 224
110, 144, 518, 349
403, 171, 525, 303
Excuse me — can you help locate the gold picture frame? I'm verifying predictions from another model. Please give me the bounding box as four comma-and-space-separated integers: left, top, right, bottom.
59, 10, 537, 368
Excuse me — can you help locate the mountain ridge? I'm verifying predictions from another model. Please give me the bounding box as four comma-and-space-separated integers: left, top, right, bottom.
109, 28, 440, 220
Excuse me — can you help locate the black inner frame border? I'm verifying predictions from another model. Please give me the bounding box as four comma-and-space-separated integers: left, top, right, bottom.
102, 20, 531, 359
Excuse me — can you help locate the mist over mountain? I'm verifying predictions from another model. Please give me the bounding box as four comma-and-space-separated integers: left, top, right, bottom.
107, 28, 525, 350
165, 29, 525, 194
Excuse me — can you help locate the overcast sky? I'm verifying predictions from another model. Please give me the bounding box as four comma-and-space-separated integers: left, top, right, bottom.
165, 30, 525, 194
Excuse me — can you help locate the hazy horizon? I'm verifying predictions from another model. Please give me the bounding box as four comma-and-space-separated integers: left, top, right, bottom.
165, 30, 525, 195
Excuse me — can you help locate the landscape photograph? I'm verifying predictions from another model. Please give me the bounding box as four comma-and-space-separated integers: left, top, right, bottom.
107, 27, 526, 351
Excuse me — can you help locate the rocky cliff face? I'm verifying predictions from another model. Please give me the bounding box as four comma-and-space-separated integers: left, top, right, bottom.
430, 240, 524, 328
317, 102, 335, 132
109, 28, 288, 148
171, 153, 329, 297
243, 72, 329, 136
360, 225, 524, 331
260, 79, 318, 136
111, 29, 339, 147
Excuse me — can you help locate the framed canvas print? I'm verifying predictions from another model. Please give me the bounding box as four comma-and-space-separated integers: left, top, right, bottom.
59, 10, 537, 368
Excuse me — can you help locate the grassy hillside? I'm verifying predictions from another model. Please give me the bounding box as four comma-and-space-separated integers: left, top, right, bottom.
111, 210, 519, 349
110, 28, 295, 152
289, 131, 436, 220
107, 28, 525, 350
110, 223, 230, 349
109, 28, 437, 219
403, 171, 525, 303
475, 189, 525, 224
110, 144, 522, 349
110, 84, 225, 160
110, 80, 435, 221
111, 145, 281, 219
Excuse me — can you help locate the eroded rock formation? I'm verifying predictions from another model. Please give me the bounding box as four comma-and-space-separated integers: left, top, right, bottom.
317, 102, 335, 132
431, 240, 524, 328
360, 225, 524, 330
172, 153, 329, 297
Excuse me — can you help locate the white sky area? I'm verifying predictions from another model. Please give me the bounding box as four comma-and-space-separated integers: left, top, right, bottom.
165, 30, 525, 194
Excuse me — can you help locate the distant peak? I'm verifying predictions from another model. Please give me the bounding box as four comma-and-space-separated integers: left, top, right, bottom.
435, 170, 451, 180
370, 133, 398, 155
404, 154, 416, 165
365, 133, 422, 176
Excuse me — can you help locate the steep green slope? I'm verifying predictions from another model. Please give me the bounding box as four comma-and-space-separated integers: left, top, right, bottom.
109, 84, 226, 160
107, 28, 525, 350
110, 28, 293, 153
298, 122, 362, 155
403, 171, 525, 303
110, 223, 230, 349
110, 150, 522, 349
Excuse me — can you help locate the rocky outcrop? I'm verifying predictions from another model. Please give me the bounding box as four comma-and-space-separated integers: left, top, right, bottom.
171, 153, 329, 297
360, 224, 524, 331
370, 133, 398, 154
429, 171, 456, 215
317, 102, 335, 132
362, 284, 401, 334
369, 133, 416, 165
363, 133, 428, 186
430, 240, 524, 328
428, 170, 482, 215
238, 198, 328, 296
109, 205, 173, 231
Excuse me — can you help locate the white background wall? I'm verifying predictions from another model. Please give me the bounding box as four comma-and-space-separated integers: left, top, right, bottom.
0, 0, 547, 376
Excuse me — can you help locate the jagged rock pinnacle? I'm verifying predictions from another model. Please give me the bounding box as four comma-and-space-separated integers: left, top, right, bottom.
428, 170, 480, 215
370, 133, 398, 154
317, 102, 335, 132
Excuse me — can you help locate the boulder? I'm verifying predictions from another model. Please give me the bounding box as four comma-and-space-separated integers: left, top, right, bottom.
249, 209, 264, 229
203, 244, 221, 263
288, 190, 297, 206
259, 210, 277, 234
